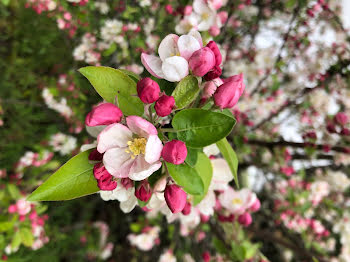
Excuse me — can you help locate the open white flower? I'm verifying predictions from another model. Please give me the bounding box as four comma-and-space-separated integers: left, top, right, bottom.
97, 116, 163, 181
219, 187, 257, 215
141, 31, 203, 82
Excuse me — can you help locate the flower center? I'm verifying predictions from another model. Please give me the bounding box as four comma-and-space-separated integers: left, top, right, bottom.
201, 12, 209, 20
232, 198, 242, 205
126, 138, 147, 158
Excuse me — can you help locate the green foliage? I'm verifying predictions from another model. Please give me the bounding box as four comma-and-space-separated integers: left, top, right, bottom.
216, 138, 239, 188
171, 76, 199, 109
192, 152, 213, 205
165, 162, 204, 195
28, 150, 98, 201
172, 109, 236, 148
79, 66, 144, 116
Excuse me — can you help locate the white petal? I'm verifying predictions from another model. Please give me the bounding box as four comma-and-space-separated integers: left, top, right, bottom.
100, 191, 113, 201
141, 53, 165, 79
103, 147, 133, 177
193, 0, 210, 14
196, 190, 215, 216
80, 141, 97, 152
113, 186, 135, 202
197, 11, 216, 31
158, 34, 179, 61
120, 195, 138, 213
128, 156, 162, 181
97, 123, 132, 153
209, 158, 233, 191
177, 35, 201, 60
162, 56, 189, 82
188, 30, 203, 47
145, 135, 163, 164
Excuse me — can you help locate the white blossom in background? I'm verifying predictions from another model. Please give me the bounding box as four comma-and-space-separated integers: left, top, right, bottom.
49, 133, 77, 156
95, 1, 109, 14
42, 88, 73, 118
127, 226, 160, 251
159, 249, 176, 262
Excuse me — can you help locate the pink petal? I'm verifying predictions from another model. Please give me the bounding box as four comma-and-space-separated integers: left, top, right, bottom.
141, 53, 165, 79
126, 116, 157, 138
97, 123, 132, 153
145, 135, 163, 164
128, 156, 162, 181
158, 34, 179, 61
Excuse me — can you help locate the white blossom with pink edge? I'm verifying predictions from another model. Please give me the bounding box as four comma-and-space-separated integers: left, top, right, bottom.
141, 31, 203, 82
97, 116, 163, 181
127, 226, 160, 251
159, 249, 177, 262
219, 187, 257, 215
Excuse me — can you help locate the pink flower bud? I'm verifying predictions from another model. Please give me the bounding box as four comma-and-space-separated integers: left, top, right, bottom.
238, 213, 252, 227
97, 173, 117, 191
181, 202, 192, 215
165, 4, 173, 14
155, 95, 175, 117
202, 251, 211, 262
135, 181, 152, 202
137, 77, 160, 104
164, 184, 187, 213
121, 178, 133, 190
249, 199, 261, 212
218, 11, 228, 24
200, 214, 210, 223
8, 204, 17, 214
335, 112, 348, 126
202, 81, 218, 99
93, 163, 117, 191
85, 103, 123, 126
162, 140, 188, 165
209, 26, 220, 37
88, 149, 103, 161
189, 47, 216, 77
206, 41, 222, 66
204, 66, 222, 81
184, 5, 192, 15
213, 73, 245, 109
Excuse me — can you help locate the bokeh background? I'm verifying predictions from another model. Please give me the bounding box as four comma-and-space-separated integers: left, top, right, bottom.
1, 0, 350, 261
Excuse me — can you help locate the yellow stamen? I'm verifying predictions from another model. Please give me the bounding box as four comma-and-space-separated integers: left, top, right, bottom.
201, 12, 209, 20
232, 198, 242, 205
125, 138, 147, 159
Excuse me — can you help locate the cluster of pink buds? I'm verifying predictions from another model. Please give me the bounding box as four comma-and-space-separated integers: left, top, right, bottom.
327, 112, 349, 136
25, 0, 56, 14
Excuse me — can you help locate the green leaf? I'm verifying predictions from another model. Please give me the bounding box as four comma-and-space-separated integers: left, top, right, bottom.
79, 66, 143, 116
0, 221, 14, 232
20, 227, 34, 247
119, 69, 141, 83
185, 148, 198, 167
172, 109, 236, 148
216, 138, 239, 188
11, 231, 21, 250
193, 153, 213, 205
102, 43, 117, 57
7, 184, 21, 199
166, 162, 204, 195
27, 150, 99, 201
171, 76, 199, 108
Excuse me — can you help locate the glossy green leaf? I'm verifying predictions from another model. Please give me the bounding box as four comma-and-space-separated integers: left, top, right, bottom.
11, 231, 21, 250
172, 109, 236, 148
27, 150, 99, 201
119, 69, 141, 83
216, 138, 239, 188
171, 76, 199, 108
193, 153, 213, 205
79, 66, 143, 116
166, 162, 204, 195
185, 148, 198, 167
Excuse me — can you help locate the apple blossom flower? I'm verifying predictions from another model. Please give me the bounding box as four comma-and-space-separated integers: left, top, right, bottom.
97, 116, 163, 181
128, 226, 160, 251
141, 31, 203, 82
218, 187, 257, 215
161, 140, 188, 165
